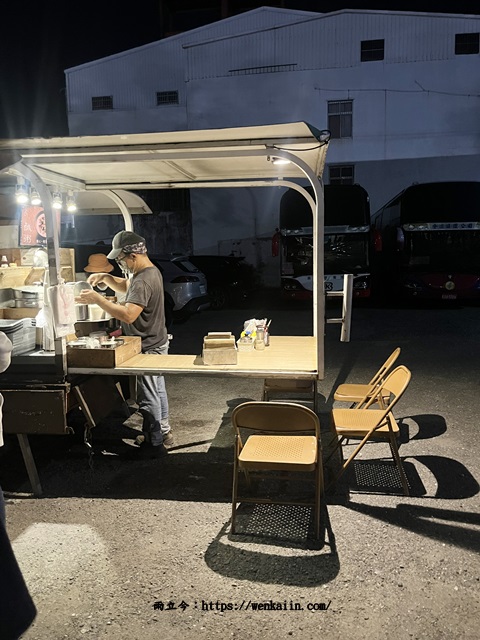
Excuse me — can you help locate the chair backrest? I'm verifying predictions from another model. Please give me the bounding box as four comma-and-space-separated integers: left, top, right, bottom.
368, 347, 401, 386
232, 401, 320, 438
364, 365, 411, 417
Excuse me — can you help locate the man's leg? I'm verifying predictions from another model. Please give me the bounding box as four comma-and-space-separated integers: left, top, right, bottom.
136, 373, 163, 446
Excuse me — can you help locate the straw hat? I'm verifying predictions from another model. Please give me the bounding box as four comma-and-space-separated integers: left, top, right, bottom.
84, 253, 114, 273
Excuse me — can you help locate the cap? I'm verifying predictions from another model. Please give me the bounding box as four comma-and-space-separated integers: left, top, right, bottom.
84, 253, 114, 273
107, 231, 147, 259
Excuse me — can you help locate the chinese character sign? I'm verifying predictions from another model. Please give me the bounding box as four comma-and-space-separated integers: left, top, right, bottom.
19, 206, 60, 247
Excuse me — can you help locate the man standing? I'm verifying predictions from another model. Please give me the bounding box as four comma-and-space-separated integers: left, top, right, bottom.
78, 231, 173, 458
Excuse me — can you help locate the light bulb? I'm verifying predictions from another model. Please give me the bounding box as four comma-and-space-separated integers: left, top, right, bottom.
30, 188, 41, 206
15, 178, 29, 204
66, 190, 77, 213
52, 192, 63, 210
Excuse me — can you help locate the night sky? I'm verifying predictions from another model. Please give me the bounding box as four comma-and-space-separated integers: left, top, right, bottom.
0, 1, 478, 139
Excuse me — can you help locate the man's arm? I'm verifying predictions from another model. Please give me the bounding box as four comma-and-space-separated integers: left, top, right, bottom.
76, 289, 142, 324
86, 273, 129, 294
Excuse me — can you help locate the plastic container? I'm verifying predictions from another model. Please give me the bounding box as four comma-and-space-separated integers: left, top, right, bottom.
237, 337, 254, 352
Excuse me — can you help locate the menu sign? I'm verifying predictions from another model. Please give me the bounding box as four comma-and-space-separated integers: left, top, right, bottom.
19, 206, 59, 247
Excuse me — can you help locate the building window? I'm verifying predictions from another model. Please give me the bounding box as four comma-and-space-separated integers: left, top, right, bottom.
329, 165, 355, 185
361, 39, 385, 62
91, 96, 113, 111
455, 32, 479, 55
156, 91, 179, 105
327, 100, 353, 139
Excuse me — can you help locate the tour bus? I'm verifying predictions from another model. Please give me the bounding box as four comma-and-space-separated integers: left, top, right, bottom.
371, 181, 480, 301
278, 184, 372, 300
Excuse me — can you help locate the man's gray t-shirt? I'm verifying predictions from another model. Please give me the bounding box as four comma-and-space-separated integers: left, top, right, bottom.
122, 266, 167, 351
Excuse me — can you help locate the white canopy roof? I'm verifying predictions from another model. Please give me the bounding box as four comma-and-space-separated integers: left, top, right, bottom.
0, 122, 329, 191
0, 122, 329, 377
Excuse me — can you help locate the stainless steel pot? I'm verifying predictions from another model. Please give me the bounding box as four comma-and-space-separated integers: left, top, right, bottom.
14, 299, 41, 308
75, 304, 89, 321
74, 317, 119, 337
13, 286, 44, 300
70, 281, 93, 296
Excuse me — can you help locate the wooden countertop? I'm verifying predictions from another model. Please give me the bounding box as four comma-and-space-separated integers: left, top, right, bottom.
67, 335, 318, 379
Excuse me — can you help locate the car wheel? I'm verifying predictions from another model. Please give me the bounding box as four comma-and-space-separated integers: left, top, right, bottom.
209, 286, 228, 310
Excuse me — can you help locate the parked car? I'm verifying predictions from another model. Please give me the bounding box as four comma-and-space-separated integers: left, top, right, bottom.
150, 255, 210, 322
188, 255, 256, 310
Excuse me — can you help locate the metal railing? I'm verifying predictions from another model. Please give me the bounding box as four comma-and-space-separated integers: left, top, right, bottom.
325, 274, 353, 342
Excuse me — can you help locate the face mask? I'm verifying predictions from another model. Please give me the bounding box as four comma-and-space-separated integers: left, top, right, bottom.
117, 254, 135, 276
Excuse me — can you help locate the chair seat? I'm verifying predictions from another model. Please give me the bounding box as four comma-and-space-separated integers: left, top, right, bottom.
334, 382, 390, 403
332, 408, 399, 438
239, 435, 317, 471
334, 382, 372, 401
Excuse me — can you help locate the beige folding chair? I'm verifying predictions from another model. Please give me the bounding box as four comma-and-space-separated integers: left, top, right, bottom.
231, 401, 324, 539
328, 365, 411, 496
334, 347, 401, 407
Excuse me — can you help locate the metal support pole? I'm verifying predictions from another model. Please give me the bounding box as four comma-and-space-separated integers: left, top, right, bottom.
340, 274, 353, 342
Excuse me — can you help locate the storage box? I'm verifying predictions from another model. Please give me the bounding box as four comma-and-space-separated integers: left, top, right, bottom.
67, 335, 141, 368
202, 332, 237, 365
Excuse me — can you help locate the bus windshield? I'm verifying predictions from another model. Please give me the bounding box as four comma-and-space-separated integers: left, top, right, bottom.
401, 182, 480, 223
325, 233, 369, 273
404, 230, 480, 271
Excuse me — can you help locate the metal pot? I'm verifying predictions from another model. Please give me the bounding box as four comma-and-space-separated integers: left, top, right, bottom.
74, 317, 119, 337
13, 286, 44, 300
14, 299, 41, 308
75, 303, 89, 321
70, 281, 93, 297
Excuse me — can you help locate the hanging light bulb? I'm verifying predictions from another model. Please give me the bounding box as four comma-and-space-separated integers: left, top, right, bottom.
15, 177, 29, 205
30, 187, 42, 206
52, 191, 63, 210
66, 190, 77, 213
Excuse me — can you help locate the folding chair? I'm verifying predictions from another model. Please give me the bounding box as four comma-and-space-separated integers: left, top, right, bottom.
328, 365, 411, 496
333, 347, 401, 407
231, 401, 324, 539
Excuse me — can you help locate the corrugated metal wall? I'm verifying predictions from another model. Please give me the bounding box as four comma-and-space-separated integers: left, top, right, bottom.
67, 10, 480, 117
66, 7, 313, 113
185, 12, 480, 80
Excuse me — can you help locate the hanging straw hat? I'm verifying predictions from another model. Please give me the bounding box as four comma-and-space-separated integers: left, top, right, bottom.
84, 253, 114, 273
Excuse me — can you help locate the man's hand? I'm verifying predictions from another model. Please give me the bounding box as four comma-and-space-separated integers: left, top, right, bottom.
85, 273, 129, 294
86, 273, 108, 287
76, 290, 105, 305
75, 291, 142, 324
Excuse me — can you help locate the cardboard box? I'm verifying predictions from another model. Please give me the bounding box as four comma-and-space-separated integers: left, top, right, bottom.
202, 332, 237, 365
67, 335, 141, 368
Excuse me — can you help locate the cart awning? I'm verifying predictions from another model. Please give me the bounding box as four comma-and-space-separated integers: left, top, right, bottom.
0, 122, 329, 191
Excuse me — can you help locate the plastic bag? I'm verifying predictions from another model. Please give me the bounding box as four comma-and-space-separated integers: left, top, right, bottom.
47, 282, 76, 338
241, 317, 267, 339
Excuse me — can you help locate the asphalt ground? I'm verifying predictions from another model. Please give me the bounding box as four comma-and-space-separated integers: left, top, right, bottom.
1, 291, 479, 639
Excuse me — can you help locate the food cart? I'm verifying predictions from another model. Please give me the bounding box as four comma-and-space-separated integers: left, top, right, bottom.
0, 122, 329, 494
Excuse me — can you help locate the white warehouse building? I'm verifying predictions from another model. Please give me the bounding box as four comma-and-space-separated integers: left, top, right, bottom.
65, 7, 480, 280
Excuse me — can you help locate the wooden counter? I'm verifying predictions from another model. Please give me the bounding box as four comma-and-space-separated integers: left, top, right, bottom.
67, 336, 318, 380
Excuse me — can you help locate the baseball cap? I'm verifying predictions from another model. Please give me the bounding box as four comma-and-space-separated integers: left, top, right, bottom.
107, 231, 147, 259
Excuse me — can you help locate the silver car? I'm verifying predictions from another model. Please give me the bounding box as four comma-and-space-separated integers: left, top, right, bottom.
151, 255, 210, 321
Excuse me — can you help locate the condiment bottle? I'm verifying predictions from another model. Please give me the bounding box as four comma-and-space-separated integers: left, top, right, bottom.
0, 255, 8, 268
264, 325, 270, 346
